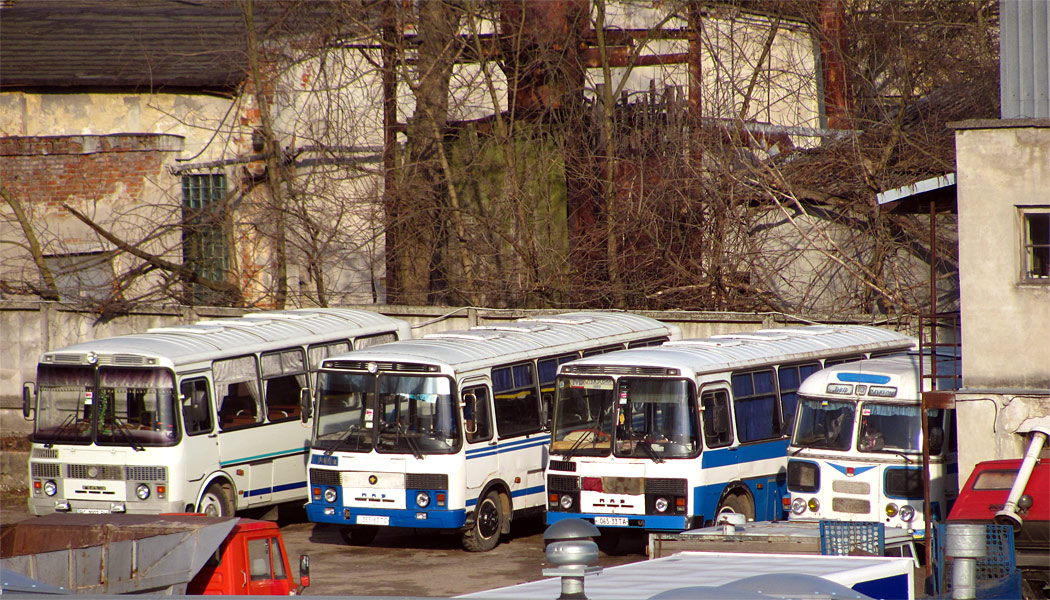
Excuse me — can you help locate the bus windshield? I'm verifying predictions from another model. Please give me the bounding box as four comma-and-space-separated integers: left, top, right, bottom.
32, 365, 178, 447
858, 403, 942, 454
314, 372, 460, 455
552, 377, 616, 457
614, 378, 698, 459
792, 398, 856, 451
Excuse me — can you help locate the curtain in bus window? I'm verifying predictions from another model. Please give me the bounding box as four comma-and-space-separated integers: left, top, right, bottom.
262, 350, 307, 421
213, 356, 261, 429
862, 403, 925, 452
307, 342, 350, 371
732, 370, 779, 442
97, 369, 177, 444
35, 365, 96, 444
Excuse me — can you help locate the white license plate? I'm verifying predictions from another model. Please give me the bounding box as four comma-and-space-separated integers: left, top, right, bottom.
74, 508, 110, 514
357, 515, 389, 526
594, 516, 628, 526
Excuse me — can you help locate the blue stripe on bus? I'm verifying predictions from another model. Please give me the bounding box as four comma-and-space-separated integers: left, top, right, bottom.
835, 373, 892, 384
466, 438, 549, 460
464, 484, 545, 507
221, 447, 307, 468
700, 438, 789, 469
246, 480, 308, 497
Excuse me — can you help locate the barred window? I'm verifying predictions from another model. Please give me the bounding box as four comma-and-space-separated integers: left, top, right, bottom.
181, 173, 231, 304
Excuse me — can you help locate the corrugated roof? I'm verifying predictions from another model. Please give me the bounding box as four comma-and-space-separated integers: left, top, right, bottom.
0, 0, 252, 93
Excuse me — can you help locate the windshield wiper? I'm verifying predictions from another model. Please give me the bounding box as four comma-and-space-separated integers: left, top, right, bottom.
44, 413, 77, 449
324, 424, 361, 456
395, 421, 424, 460
636, 440, 665, 464
106, 416, 144, 451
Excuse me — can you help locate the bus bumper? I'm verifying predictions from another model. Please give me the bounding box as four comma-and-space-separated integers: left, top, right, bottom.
546, 511, 693, 532
306, 502, 467, 530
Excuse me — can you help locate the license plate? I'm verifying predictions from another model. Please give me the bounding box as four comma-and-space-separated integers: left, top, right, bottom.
357, 515, 389, 526
74, 508, 110, 514
594, 516, 628, 526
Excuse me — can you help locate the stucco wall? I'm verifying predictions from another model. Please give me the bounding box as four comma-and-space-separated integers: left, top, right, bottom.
953, 120, 1050, 481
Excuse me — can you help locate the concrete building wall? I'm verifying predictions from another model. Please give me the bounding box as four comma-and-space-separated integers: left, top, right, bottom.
952, 120, 1050, 481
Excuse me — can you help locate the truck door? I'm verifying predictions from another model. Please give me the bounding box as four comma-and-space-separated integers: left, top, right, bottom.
245, 533, 293, 595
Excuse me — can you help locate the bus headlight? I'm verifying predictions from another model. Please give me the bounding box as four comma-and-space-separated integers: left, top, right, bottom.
654, 497, 669, 513
323, 487, 337, 503
899, 505, 915, 522
807, 498, 820, 513
885, 503, 898, 517
559, 494, 574, 510
136, 483, 151, 500
43, 480, 57, 496
791, 497, 807, 515
416, 491, 431, 508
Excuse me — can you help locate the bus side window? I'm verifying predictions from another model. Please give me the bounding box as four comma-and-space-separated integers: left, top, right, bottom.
732, 369, 780, 443
463, 386, 493, 443
180, 378, 213, 435
214, 356, 261, 430
701, 389, 733, 448
261, 349, 306, 422
492, 363, 542, 438
538, 354, 576, 425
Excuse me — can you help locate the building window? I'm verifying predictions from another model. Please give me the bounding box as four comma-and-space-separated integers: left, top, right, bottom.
1021, 208, 1050, 282
43, 251, 116, 302
181, 174, 231, 303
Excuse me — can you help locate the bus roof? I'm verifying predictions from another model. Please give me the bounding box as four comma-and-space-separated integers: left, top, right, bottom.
320, 312, 681, 370
38, 309, 411, 368
797, 352, 960, 401
558, 325, 915, 376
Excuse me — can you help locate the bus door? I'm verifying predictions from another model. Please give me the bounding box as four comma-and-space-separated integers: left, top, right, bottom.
462, 381, 498, 504
214, 356, 271, 507
179, 376, 220, 490
492, 363, 547, 509
698, 384, 736, 519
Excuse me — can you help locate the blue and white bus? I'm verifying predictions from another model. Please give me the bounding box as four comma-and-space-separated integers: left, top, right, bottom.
304, 312, 681, 551
544, 325, 915, 542
22, 309, 411, 517
786, 353, 959, 539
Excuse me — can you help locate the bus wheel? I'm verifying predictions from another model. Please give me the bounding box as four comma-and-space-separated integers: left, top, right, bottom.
717, 493, 754, 521
462, 490, 503, 552
199, 482, 234, 517
339, 526, 378, 546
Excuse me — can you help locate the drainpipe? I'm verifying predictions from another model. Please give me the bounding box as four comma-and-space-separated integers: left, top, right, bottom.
994, 425, 1050, 531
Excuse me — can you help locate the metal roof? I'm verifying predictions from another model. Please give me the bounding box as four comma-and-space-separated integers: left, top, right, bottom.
40, 309, 410, 367
798, 352, 961, 399
322, 312, 681, 371
561, 325, 915, 376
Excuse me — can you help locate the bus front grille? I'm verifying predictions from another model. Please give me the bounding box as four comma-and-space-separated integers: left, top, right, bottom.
31, 462, 61, 478
832, 497, 871, 514
126, 466, 166, 481
548, 460, 576, 472
406, 473, 449, 490
548, 474, 580, 492
310, 468, 341, 487
645, 478, 687, 495
67, 464, 124, 480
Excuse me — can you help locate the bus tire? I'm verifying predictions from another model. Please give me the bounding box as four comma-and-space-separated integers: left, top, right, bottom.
461, 490, 503, 552
717, 492, 754, 521
339, 525, 378, 546
199, 482, 235, 517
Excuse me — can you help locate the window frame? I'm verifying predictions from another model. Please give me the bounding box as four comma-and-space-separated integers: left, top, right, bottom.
1020, 206, 1050, 283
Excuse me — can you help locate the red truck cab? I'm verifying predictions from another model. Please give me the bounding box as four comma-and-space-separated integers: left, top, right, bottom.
186, 518, 308, 595
948, 458, 1049, 596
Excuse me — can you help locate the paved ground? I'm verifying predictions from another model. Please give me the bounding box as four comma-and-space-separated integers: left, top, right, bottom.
0, 491, 645, 597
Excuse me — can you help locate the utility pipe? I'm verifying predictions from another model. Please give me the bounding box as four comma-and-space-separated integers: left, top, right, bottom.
994, 425, 1050, 531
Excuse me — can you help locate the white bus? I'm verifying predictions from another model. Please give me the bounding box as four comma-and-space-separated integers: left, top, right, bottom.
786, 352, 959, 539
22, 308, 411, 517
544, 325, 916, 542
304, 312, 681, 551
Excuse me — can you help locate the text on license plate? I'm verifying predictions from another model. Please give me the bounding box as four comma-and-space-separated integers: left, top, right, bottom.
594, 516, 628, 526
357, 515, 389, 526
74, 508, 111, 514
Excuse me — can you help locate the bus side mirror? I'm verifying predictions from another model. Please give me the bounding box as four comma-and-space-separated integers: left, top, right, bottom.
22, 382, 35, 420
299, 388, 312, 423
463, 392, 478, 435
297, 555, 310, 591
